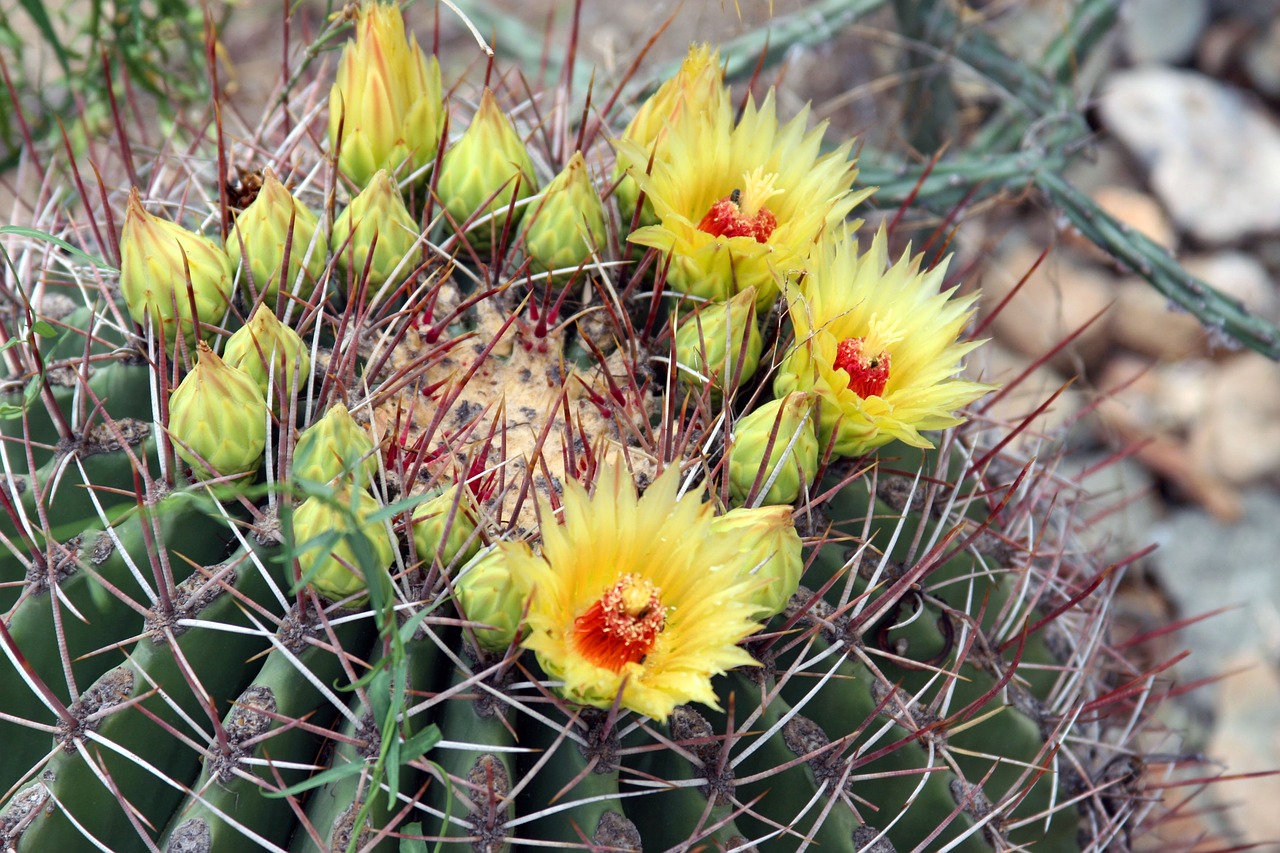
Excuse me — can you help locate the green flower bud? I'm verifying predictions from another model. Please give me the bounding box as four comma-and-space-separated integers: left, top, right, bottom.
411, 485, 481, 569
728, 391, 819, 506
222, 305, 311, 405
331, 169, 420, 298
226, 170, 325, 311
168, 341, 267, 480
673, 286, 762, 397
292, 486, 395, 602
328, 1, 444, 187
291, 402, 378, 488
454, 548, 525, 652
711, 505, 803, 619
435, 88, 538, 249
518, 151, 607, 278
120, 188, 233, 349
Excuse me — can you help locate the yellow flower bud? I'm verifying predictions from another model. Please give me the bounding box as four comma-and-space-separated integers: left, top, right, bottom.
411, 485, 481, 569
292, 485, 396, 602
331, 169, 420, 298
120, 188, 233, 349
518, 151, 608, 278
454, 548, 525, 653
711, 505, 803, 619
612, 43, 726, 228
727, 391, 819, 506
672, 286, 762, 397
222, 305, 311, 405
168, 341, 267, 480
435, 88, 538, 249
291, 402, 379, 488
226, 170, 325, 312
328, 1, 444, 186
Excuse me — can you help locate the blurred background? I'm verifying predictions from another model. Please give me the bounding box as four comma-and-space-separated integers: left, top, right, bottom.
4, 0, 1280, 846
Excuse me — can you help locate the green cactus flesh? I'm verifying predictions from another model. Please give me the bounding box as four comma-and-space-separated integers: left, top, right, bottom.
0, 11, 1179, 853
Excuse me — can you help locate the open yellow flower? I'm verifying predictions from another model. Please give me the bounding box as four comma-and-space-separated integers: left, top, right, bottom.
774, 229, 993, 457
617, 92, 871, 309
504, 463, 762, 722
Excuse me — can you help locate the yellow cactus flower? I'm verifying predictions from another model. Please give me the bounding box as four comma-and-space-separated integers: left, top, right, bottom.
612, 43, 728, 228
435, 88, 538, 249
292, 402, 379, 487
225, 170, 325, 312
331, 168, 420, 297
617, 91, 871, 310
505, 463, 762, 722
119, 188, 233, 350
518, 151, 608, 277
328, 0, 444, 186
168, 342, 266, 480
774, 229, 993, 457
453, 548, 525, 653
709, 505, 803, 619
292, 485, 396, 602
222, 304, 311, 405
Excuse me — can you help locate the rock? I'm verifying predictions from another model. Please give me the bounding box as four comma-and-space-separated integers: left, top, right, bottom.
1188, 353, 1280, 485
979, 242, 1116, 372
1242, 16, 1280, 98
962, 342, 1085, 444
1100, 68, 1280, 244
1110, 252, 1275, 359
1121, 0, 1208, 65
1209, 655, 1280, 846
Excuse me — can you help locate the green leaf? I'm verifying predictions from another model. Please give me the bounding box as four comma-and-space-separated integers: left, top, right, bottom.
400, 724, 441, 764
31, 320, 57, 338
263, 758, 366, 798
398, 824, 429, 853
0, 226, 115, 271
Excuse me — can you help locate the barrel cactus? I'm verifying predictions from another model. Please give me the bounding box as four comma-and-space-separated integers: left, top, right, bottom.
0, 4, 1194, 852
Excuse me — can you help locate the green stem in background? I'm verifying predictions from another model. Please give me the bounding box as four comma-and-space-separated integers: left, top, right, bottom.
891, 0, 959, 156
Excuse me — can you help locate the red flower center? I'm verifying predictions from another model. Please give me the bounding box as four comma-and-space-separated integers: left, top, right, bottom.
833, 337, 891, 399
573, 574, 666, 673
698, 189, 777, 244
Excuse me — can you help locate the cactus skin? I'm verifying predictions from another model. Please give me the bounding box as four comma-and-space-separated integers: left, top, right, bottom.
0, 10, 1189, 853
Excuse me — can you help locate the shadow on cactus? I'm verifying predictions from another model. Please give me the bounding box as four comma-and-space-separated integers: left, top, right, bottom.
0, 2, 1203, 851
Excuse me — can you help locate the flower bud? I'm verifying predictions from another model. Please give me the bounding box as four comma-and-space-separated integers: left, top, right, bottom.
727, 392, 819, 506
291, 402, 379, 488
292, 485, 396, 602
222, 305, 311, 405
226, 170, 325, 311
411, 484, 481, 569
168, 341, 267, 480
435, 88, 538, 249
331, 169, 420, 297
454, 548, 525, 652
120, 188, 233, 349
612, 44, 726, 228
328, 1, 444, 186
673, 286, 761, 397
518, 151, 607, 278
711, 505, 803, 619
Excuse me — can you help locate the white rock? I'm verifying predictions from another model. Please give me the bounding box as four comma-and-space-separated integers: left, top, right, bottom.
1100, 67, 1280, 243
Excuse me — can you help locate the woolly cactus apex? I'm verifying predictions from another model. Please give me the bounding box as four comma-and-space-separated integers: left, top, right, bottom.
612, 42, 727, 229
673, 285, 762, 397
167, 341, 267, 480
119, 188, 233, 350
291, 485, 395, 602
453, 547, 525, 653
225, 169, 325, 311
709, 504, 803, 619
727, 391, 820, 506
328, 0, 444, 186
290, 402, 378, 488
435, 88, 538, 248
330, 168, 420, 298
410, 484, 481, 569
222, 305, 311, 404
517, 151, 608, 278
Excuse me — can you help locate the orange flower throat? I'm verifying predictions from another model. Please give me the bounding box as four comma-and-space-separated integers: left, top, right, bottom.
698, 189, 777, 243
834, 337, 891, 398
574, 574, 666, 673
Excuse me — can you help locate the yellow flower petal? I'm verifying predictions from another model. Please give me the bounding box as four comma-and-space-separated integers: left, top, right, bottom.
506, 463, 763, 722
